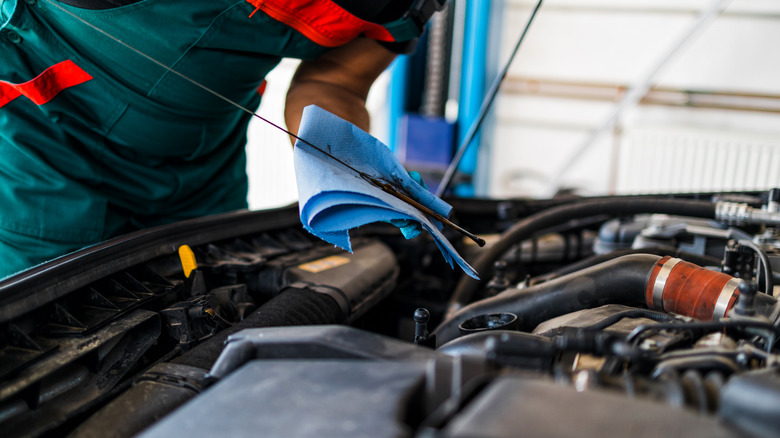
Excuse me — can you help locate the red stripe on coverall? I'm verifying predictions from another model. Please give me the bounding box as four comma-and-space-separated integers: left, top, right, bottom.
245, 0, 395, 47
0, 60, 93, 108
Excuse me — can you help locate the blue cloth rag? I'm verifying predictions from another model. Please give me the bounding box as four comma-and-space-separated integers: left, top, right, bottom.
293, 105, 479, 279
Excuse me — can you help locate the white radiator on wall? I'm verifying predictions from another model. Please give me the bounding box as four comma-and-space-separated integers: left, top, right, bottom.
490, 1, 780, 199
615, 126, 780, 194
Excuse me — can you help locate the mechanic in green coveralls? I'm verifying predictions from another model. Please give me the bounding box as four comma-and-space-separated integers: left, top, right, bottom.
0, 0, 441, 278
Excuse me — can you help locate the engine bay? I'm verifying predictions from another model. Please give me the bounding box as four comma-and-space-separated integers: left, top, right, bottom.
1, 191, 779, 437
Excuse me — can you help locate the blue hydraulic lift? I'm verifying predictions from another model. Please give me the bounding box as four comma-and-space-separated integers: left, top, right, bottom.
388, 0, 493, 197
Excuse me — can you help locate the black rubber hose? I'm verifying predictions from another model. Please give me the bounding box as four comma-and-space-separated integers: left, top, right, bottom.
531, 246, 721, 285
737, 239, 775, 294
434, 254, 662, 347
449, 197, 716, 315
173, 287, 345, 369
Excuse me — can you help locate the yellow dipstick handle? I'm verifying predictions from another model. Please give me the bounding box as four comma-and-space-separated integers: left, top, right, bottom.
178, 245, 198, 278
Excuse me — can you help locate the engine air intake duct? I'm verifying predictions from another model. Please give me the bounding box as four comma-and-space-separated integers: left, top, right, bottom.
434, 254, 753, 347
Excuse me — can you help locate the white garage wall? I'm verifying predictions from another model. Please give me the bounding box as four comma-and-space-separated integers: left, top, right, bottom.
487, 0, 780, 198
245, 59, 299, 211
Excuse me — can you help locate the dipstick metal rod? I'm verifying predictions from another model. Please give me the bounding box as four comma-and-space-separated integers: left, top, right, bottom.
44, 0, 485, 246
369, 179, 486, 246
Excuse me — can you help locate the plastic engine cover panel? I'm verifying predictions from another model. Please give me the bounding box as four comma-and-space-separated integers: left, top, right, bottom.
443, 377, 740, 438
138, 360, 426, 438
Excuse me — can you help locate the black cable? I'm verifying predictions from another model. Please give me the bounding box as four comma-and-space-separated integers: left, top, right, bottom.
626, 320, 779, 350
436, 0, 544, 197
581, 309, 678, 332
209, 311, 233, 329
738, 239, 775, 294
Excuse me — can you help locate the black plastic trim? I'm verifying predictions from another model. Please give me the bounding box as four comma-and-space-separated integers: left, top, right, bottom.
0, 205, 301, 324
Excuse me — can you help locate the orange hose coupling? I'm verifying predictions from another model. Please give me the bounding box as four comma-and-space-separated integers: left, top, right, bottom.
645, 256, 741, 321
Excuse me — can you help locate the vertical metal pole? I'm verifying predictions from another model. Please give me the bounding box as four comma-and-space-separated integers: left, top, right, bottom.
453, 0, 491, 196
387, 56, 410, 154
422, 2, 453, 117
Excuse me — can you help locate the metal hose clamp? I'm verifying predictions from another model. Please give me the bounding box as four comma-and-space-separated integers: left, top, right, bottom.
715, 201, 750, 226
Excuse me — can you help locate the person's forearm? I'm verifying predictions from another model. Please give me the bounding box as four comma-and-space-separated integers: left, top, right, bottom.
283, 38, 396, 143
285, 79, 370, 137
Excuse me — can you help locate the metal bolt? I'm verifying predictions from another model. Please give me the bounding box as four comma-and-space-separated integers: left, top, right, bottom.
640, 338, 659, 351
413, 308, 430, 345
573, 370, 591, 392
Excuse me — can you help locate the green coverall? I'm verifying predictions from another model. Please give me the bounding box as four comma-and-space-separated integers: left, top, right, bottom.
0, 0, 420, 278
